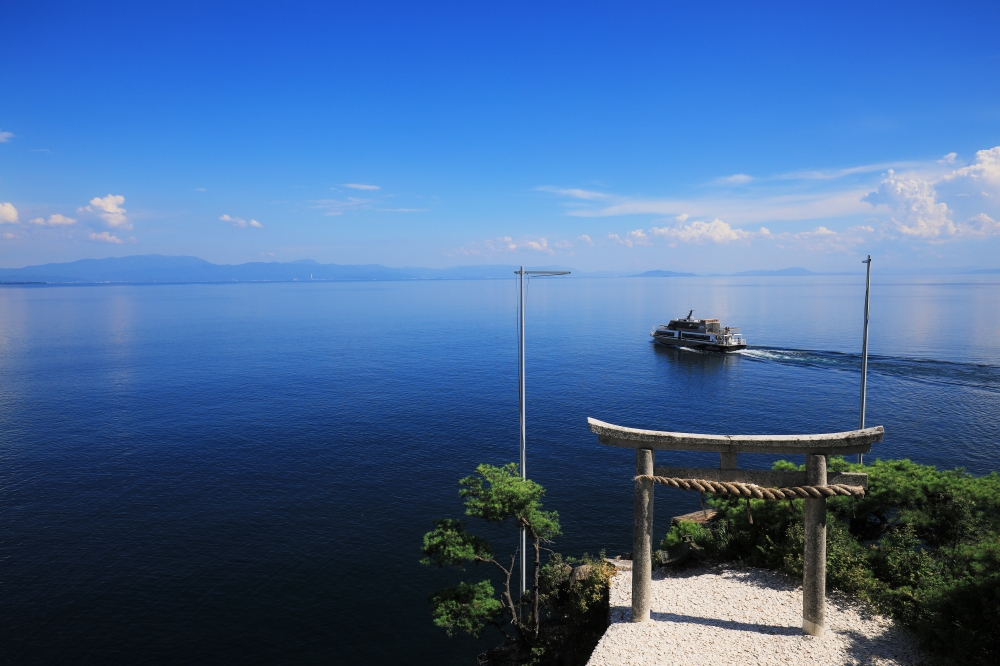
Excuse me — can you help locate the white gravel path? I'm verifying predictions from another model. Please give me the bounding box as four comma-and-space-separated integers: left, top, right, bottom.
587, 562, 927, 665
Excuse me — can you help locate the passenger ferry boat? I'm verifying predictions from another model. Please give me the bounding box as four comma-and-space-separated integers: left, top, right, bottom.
650, 310, 747, 352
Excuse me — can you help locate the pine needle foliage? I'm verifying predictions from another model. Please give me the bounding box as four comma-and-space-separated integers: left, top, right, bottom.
421, 463, 611, 665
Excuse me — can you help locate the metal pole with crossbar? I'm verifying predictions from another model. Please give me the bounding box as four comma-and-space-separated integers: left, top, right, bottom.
515, 267, 569, 594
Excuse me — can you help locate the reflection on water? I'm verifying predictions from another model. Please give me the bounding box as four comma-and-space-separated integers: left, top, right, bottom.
1, 276, 999, 665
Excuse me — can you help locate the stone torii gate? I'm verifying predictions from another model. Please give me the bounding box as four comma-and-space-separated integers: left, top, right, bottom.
588, 417, 883, 637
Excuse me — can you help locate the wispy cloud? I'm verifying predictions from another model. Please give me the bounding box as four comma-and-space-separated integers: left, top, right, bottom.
221, 214, 263, 228
0, 131, 13, 143
312, 197, 372, 216
343, 183, 380, 190
540, 146, 1000, 247
30, 214, 76, 226
377, 207, 429, 213
194, 187, 206, 192
80, 194, 130, 229
535, 186, 610, 200
0, 203, 18, 224
715, 174, 753, 185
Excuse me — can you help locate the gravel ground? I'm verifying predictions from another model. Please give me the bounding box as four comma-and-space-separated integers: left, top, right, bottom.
587, 562, 927, 665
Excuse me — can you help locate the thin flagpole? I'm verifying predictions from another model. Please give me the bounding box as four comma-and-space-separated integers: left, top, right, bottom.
859, 255, 872, 465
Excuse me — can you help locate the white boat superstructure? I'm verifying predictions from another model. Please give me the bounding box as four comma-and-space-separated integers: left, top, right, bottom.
650, 310, 747, 352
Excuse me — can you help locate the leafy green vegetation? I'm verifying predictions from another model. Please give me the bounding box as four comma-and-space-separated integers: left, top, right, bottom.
420, 463, 613, 665
658, 457, 1000, 665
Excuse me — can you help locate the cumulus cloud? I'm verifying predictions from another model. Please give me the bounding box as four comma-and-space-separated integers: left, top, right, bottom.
221, 214, 263, 228
607, 229, 651, 247
30, 214, 76, 226
862, 170, 954, 237
0, 131, 13, 143
343, 183, 380, 190
81, 194, 130, 229
455, 234, 575, 257
938, 152, 958, 165
0, 202, 18, 224
960, 213, 1000, 237
650, 218, 758, 243
89, 231, 124, 244
944, 146, 1000, 189
578, 234, 593, 245
524, 238, 554, 254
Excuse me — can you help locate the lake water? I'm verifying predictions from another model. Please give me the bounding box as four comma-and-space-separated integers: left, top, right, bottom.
2, 276, 998, 664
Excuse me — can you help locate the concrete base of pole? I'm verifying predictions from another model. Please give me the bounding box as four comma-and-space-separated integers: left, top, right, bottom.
802, 454, 827, 637
632, 448, 654, 623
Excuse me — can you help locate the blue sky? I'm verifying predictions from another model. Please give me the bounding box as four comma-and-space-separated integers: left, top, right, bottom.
2, 1, 999, 272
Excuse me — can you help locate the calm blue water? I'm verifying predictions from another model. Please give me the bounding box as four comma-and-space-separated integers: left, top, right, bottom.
2, 276, 998, 664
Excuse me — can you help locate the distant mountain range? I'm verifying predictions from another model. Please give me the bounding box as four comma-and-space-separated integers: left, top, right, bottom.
0, 256, 995, 284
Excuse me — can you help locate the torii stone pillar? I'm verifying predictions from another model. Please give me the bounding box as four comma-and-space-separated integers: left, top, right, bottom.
588, 417, 882, 636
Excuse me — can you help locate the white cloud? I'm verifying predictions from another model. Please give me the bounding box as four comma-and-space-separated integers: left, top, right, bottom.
863, 169, 954, 238
2, 232, 14, 239
377, 207, 428, 213
0, 202, 18, 224
535, 186, 610, 200
194, 187, 206, 192
650, 218, 756, 244
81, 194, 130, 229
312, 197, 371, 216
578, 234, 593, 245
89, 231, 124, 244
944, 146, 1000, 189
220, 214, 263, 228
859, 147, 1000, 241
0, 131, 13, 143
343, 183, 380, 190
716, 174, 753, 185
524, 238, 554, 254
31, 214, 76, 226
959, 213, 1000, 237
455, 234, 575, 257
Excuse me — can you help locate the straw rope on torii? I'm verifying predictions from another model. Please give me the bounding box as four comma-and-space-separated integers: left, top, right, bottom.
635, 474, 866, 500
588, 416, 885, 638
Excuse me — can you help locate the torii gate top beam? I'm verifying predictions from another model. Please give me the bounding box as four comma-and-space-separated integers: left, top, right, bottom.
588, 417, 883, 455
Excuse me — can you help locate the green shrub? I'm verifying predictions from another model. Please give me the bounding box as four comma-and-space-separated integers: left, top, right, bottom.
667, 457, 1000, 665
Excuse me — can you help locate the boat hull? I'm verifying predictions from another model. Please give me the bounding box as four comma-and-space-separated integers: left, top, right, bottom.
652, 336, 747, 353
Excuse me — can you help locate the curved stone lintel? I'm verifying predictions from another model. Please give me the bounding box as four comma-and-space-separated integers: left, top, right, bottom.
588, 417, 883, 454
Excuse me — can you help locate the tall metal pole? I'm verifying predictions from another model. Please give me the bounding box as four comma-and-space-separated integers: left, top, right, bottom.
859, 255, 872, 465
518, 267, 527, 594
514, 267, 569, 595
